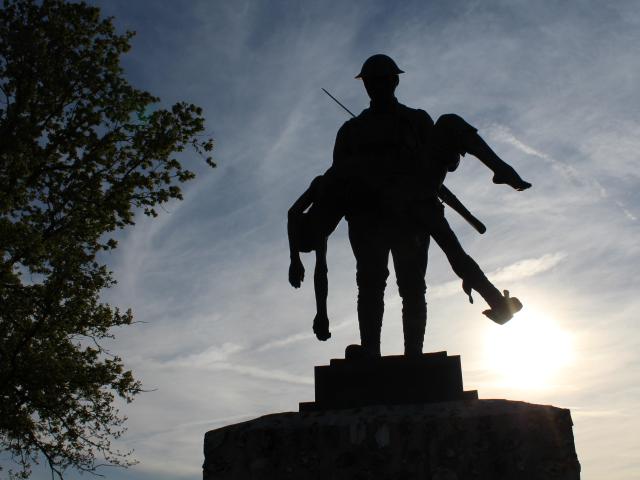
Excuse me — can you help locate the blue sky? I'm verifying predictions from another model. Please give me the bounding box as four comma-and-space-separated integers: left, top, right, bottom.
17, 1, 640, 479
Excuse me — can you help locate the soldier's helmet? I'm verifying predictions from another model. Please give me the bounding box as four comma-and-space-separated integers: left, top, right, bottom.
355, 54, 405, 78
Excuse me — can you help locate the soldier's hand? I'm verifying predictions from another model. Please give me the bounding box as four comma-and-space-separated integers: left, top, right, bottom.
289, 258, 305, 288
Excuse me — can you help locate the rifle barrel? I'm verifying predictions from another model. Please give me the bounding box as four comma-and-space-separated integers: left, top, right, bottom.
322, 88, 356, 117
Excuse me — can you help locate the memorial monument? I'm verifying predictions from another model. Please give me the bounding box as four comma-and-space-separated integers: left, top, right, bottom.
203, 54, 580, 479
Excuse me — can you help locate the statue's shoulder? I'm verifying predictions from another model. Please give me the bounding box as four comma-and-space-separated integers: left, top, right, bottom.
309, 174, 324, 191
337, 110, 368, 136
353, 107, 372, 122
397, 103, 434, 128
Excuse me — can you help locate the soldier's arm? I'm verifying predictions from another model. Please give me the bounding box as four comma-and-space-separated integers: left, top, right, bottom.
416, 108, 435, 142
288, 184, 314, 220
412, 108, 435, 160
331, 121, 353, 177
464, 132, 531, 191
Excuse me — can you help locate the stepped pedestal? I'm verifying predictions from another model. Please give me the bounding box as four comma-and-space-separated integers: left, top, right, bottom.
203, 352, 580, 479
300, 351, 477, 411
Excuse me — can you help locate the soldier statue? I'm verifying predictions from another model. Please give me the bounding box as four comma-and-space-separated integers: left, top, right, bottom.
288, 54, 531, 358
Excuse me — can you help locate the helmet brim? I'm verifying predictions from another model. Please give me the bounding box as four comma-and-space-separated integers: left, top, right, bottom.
355, 69, 404, 79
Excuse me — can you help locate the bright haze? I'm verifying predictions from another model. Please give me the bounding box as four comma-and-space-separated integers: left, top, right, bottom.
38, 1, 640, 479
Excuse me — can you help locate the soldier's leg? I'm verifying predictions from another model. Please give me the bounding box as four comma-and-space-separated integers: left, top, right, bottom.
428, 206, 522, 324
428, 207, 503, 307
435, 114, 531, 191
391, 230, 429, 357
348, 219, 389, 357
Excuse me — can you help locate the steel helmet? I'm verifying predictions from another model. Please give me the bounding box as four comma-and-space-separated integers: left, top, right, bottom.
355, 54, 404, 78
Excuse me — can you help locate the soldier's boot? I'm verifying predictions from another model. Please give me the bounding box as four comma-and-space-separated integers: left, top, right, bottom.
403, 314, 427, 357
359, 315, 382, 357
345, 343, 379, 361
482, 290, 523, 325
402, 297, 427, 357
346, 330, 381, 360
346, 294, 383, 360
462, 271, 523, 325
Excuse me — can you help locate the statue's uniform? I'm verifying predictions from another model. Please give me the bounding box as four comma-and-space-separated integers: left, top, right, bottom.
332, 99, 434, 356
331, 101, 504, 355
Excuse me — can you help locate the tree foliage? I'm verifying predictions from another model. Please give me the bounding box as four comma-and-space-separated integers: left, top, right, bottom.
0, 0, 214, 477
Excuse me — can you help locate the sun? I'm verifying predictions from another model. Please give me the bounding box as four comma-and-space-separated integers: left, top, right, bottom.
484, 306, 574, 390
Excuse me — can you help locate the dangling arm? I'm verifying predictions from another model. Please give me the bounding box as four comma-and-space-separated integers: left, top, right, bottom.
312, 237, 331, 340
287, 186, 314, 288
464, 132, 531, 191
435, 114, 531, 191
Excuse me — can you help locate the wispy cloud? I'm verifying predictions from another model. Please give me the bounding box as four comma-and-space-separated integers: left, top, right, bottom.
202, 362, 313, 385
486, 123, 640, 222
569, 408, 630, 419
161, 341, 315, 384
486, 123, 606, 197
428, 252, 567, 299
488, 252, 568, 283
169, 342, 245, 366
256, 318, 354, 352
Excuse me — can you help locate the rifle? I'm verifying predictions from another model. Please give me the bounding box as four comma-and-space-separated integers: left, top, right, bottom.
438, 185, 486, 234
321, 88, 487, 234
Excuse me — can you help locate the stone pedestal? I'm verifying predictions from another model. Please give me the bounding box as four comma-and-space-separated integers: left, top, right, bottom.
301, 351, 477, 411
203, 400, 580, 479
203, 353, 580, 479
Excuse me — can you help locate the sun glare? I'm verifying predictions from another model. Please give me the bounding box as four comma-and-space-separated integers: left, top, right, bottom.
484, 307, 574, 390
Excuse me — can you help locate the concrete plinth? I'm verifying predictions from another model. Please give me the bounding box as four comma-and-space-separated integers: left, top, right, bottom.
203, 399, 580, 479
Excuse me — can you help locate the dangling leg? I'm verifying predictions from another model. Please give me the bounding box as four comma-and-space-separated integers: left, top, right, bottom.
428, 203, 523, 324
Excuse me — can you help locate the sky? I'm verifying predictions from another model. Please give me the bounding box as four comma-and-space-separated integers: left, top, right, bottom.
16, 1, 640, 479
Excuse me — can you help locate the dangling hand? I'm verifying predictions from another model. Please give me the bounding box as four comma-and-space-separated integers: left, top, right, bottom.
313, 312, 331, 341
288, 257, 305, 288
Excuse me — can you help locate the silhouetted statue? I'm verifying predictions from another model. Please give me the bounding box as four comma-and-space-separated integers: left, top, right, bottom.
288, 54, 531, 357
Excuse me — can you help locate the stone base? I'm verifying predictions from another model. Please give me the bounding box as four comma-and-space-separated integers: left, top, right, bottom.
203, 399, 580, 479
301, 351, 478, 411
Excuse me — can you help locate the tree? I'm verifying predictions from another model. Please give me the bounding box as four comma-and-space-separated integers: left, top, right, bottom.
0, 0, 214, 477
